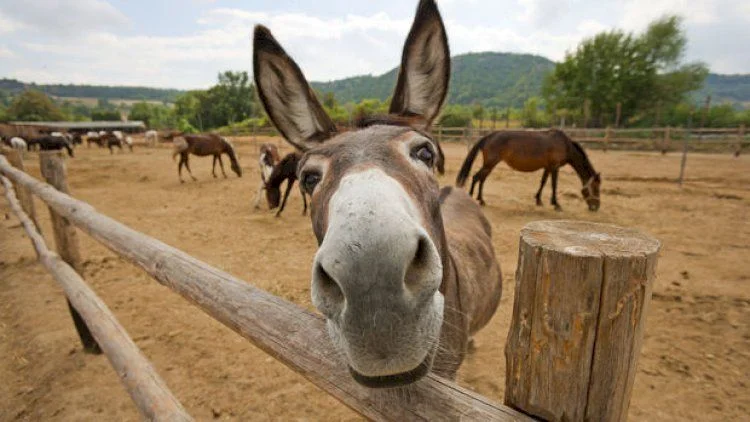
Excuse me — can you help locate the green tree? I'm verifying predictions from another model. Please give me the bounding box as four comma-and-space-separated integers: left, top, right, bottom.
5, 90, 66, 121
91, 108, 121, 121
543, 16, 707, 127
472, 102, 485, 128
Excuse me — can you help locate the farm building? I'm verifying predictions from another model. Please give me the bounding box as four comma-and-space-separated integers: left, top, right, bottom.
0, 121, 146, 138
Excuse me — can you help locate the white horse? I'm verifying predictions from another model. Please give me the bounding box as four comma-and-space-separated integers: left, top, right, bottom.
10, 137, 27, 153
145, 130, 158, 147
124, 136, 133, 152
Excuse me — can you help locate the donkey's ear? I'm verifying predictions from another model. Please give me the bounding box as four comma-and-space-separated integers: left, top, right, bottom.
389, 0, 450, 128
253, 26, 337, 152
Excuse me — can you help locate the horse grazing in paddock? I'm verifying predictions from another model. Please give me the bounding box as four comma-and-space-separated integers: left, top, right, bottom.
253, 143, 281, 209
99, 132, 124, 154
253, 0, 502, 386
264, 151, 307, 217
171, 134, 242, 183
27, 136, 74, 157
9, 137, 28, 152
456, 129, 601, 211
85, 131, 105, 148
145, 130, 158, 146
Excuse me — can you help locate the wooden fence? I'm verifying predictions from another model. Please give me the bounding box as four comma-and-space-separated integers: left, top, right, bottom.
0, 149, 661, 421
434, 125, 748, 154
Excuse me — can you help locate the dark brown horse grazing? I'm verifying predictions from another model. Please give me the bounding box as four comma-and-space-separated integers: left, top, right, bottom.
27, 136, 75, 157
172, 134, 242, 183
456, 129, 601, 211
254, 0, 502, 387
265, 152, 307, 217
253, 143, 281, 209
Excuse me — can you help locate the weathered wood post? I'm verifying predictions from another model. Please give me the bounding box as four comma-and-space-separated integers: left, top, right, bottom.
662, 126, 671, 154
2, 149, 39, 229
39, 151, 102, 354
505, 220, 660, 422
736, 124, 745, 157
604, 126, 611, 152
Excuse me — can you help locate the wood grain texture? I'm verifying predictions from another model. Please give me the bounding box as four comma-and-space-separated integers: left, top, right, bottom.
2, 149, 38, 230
505, 220, 660, 422
0, 155, 532, 422
1, 175, 193, 422
39, 151, 102, 354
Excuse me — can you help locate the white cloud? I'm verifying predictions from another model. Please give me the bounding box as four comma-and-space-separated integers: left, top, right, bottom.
0, 46, 15, 59
0, 0, 129, 37
1, 0, 748, 88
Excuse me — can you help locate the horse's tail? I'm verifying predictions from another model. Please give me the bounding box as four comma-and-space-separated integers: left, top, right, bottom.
456, 135, 489, 187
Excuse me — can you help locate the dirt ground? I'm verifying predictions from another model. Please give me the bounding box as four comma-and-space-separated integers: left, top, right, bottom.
1, 137, 748, 421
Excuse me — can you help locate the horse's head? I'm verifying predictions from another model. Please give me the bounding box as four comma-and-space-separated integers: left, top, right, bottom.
254, 0, 450, 388
231, 161, 242, 177
582, 173, 601, 211
265, 183, 281, 210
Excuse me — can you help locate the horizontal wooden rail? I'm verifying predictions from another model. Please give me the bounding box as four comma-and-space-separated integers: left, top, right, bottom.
0, 155, 531, 421
1, 174, 192, 422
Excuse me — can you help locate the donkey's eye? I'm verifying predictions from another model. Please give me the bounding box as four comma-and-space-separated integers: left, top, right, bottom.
411, 144, 434, 167
302, 172, 321, 193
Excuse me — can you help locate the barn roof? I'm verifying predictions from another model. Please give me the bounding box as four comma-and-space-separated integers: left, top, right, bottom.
8, 121, 146, 130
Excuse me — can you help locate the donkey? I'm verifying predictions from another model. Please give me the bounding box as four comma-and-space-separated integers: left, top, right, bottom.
254, 0, 502, 387
264, 151, 308, 217
456, 129, 601, 211
252, 143, 281, 209
172, 134, 242, 183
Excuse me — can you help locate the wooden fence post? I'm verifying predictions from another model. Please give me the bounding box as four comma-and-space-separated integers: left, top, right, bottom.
39, 151, 102, 354
505, 220, 660, 422
736, 124, 745, 157
2, 149, 39, 229
604, 126, 611, 152
662, 126, 671, 154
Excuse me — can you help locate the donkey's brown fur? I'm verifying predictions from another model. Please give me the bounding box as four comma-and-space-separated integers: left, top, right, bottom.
172, 134, 242, 183
254, 0, 502, 387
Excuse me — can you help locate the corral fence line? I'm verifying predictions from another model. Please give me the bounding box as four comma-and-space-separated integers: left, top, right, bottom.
0, 148, 661, 421
434, 125, 748, 155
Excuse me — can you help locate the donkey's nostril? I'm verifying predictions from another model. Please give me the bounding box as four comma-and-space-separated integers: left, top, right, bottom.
312, 262, 345, 317
404, 234, 438, 293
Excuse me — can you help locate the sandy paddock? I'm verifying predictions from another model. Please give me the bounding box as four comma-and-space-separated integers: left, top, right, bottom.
1, 137, 748, 421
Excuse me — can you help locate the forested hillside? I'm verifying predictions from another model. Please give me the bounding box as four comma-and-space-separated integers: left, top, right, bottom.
0, 78, 182, 103
311, 52, 555, 108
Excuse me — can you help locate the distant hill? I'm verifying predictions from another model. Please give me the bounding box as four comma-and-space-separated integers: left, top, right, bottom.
311, 52, 750, 109
0, 78, 183, 103
311, 52, 555, 108
693, 74, 750, 107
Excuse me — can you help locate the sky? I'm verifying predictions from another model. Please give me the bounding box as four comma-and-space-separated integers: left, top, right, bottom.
0, 0, 747, 90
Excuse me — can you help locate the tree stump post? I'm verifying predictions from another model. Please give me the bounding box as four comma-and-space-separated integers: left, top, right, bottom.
3, 149, 39, 230
505, 220, 660, 422
39, 151, 102, 354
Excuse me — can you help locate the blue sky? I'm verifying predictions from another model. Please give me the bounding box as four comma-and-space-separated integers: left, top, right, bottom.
0, 0, 747, 89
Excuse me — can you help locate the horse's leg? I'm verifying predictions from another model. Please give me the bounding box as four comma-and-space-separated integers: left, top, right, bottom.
551, 167, 562, 211
253, 181, 265, 209
178, 156, 185, 183
475, 166, 494, 206
212, 156, 218, 178
184, 154, 197, 181
276, 179, 295, 218
535, 169, 549, 206
218, 155, 227, 178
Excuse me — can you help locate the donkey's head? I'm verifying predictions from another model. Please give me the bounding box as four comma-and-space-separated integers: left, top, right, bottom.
254, 0, 450, 387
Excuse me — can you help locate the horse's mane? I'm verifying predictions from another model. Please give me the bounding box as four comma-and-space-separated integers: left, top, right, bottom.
568, 138, 597, 178
220, 137, 239, 163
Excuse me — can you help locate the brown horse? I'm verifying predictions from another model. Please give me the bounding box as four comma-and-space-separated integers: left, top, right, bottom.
172, 134, 242, 183
253, 143, 281, 209
254, 0, 502, 387
456, 129, 601, 211
264, 151, 307, 217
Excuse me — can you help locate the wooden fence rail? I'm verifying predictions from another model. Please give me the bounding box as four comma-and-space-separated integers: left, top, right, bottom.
1, 173, 192, 422
0, 153, 530, 421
